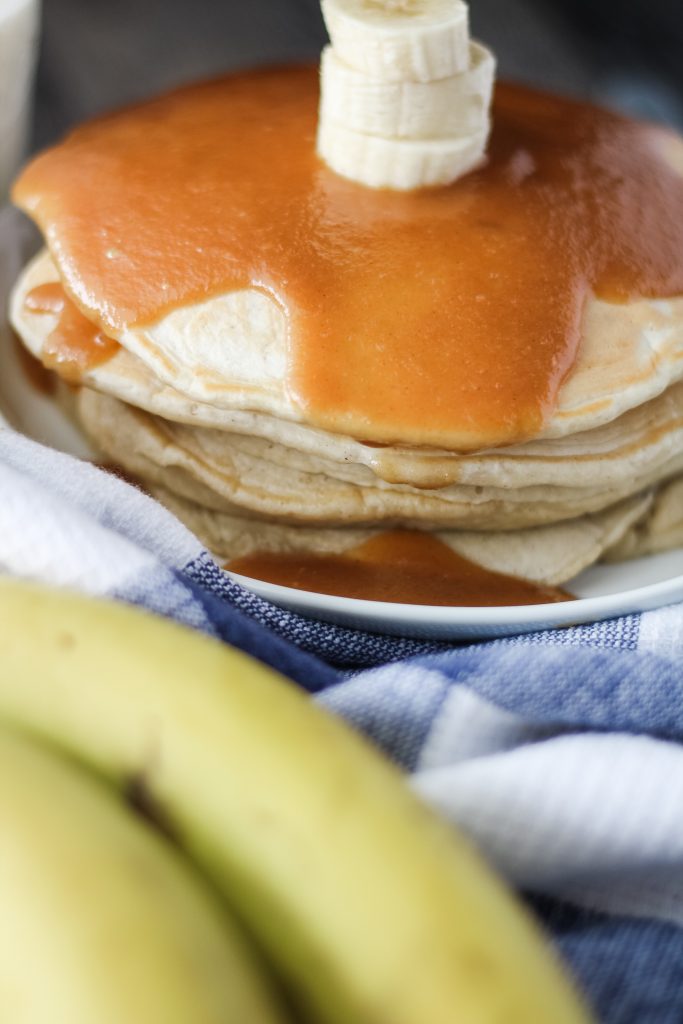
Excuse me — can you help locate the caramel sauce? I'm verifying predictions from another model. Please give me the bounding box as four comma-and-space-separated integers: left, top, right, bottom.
228, 531, 572, 606
23, 282, 119, 382
13, 68, 683, 448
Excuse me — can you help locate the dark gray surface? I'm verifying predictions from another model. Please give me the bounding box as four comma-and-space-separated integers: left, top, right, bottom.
33, 0, 683, 148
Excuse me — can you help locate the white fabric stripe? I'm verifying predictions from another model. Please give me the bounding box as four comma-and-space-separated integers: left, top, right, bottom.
414, 733, 683, 925
0, 460, 164, 593
418, 684, 562, 768
636, 602, 683, 659
0, 429, 202, 570
415, 697, 683, 926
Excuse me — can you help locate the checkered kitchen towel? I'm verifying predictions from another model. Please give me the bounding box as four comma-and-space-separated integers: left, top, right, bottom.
1, 426, 683, 1023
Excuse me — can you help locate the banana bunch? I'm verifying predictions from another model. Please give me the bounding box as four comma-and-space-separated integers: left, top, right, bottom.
0, 580, 594, 1024
317, 0, 495, 189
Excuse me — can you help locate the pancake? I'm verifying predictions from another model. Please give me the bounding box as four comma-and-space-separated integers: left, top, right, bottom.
13, 251, 683, 494
604, 477, 683, 562
12, 248, 683, 452
77, 386, 683, 531
149, 485, 653, 586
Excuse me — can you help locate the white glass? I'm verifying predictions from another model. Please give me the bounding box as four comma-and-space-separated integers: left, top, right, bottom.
0, 0, 40, 201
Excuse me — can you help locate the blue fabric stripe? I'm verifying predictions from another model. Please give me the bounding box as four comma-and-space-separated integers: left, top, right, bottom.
179, 569, 338, 691
318, 665, 453, 770
499, 614, 642, 651
409, 646, 683, 739
529, 894, 683, 1024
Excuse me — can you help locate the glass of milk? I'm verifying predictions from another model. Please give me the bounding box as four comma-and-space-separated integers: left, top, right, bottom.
0, 0, 40, 202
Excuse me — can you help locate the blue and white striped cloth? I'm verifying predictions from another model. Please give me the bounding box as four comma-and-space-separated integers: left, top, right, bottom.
1, 426, 682, 1023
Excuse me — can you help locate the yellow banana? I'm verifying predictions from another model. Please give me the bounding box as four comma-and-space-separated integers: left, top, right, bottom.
0, 722, 287, 1024
0, 581, 594, 1024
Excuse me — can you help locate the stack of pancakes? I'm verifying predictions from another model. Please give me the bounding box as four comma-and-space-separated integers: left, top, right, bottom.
11, 244, 683, 586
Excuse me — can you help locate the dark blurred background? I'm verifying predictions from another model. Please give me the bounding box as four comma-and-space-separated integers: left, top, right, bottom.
33, 0, 683, 148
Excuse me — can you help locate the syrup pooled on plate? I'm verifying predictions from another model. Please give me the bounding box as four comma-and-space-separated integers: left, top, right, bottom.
13, 68, 683, 448
228, 531, 572, 607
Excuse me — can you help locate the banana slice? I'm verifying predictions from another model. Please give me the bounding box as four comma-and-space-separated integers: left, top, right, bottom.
321, 0, 470, 82
317, 118, 488, 189
320, 41, 495, 140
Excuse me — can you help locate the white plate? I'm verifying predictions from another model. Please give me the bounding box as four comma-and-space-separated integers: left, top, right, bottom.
2, 202, 683, 640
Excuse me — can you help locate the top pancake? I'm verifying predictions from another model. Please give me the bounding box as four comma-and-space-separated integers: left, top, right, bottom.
11, 69, 683, 451
12, 248, 683, 467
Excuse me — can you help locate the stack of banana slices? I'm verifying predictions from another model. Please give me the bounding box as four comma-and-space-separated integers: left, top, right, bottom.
0, 582, 593, 1022
317, 0, 495, 188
